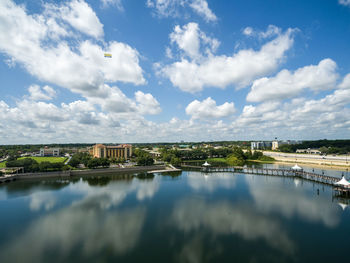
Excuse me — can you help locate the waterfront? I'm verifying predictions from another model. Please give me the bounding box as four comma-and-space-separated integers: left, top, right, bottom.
0, 169, 350, 263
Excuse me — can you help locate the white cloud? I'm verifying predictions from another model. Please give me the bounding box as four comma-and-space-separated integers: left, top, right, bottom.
170, 23, 201, 59
146, 0, 217, 22
338, 73, 350, 89
46, 0, 104, 39
161, 25, 296, 93
189, 0, 217, 22
243, 27, 253, 36
101, 0, 124, 11
243, 25, 281, 39
0, 0, 146, 115
135, 91, 161, 115
247, 58, 338, 102
28, 85, 56, 101
186, 97, 235, 119
170, 22, 219, 60
339, 0, 350, 7
234, 83, 350, 139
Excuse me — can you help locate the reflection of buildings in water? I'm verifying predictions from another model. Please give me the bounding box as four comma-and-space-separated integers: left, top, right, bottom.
293, 178, 301, 187
338, 203, 348, 210
0, 200, 146, 262
245, 176, 340, 227
171, 198, 295, 254
187, 172, 237, 192
333, 196, 350, 211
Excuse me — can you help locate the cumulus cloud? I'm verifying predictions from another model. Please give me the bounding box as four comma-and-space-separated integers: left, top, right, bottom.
0, 0, 163, 142
170, 22, 219, 60
160, 24, 296, 93
186, 97, 235, 119
28, 85, 56, 101
146, 0, 217, 22
234, 80, 350, 139
0, 0, 145, 104
135, 91, 162, 115
246, 58, 338, 102
338, 73, 350, 89
52, 0, 104, 39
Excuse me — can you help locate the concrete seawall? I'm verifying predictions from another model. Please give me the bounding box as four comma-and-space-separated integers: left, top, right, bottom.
16, 165, 167, 180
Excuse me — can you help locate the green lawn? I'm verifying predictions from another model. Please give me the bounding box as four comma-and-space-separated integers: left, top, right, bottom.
206, 158, 226, 162
18, 156, 67, 163
0, 162, 6, 168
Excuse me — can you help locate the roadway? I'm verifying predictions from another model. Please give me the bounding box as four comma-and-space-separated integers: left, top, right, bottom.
263, 151, 349, 166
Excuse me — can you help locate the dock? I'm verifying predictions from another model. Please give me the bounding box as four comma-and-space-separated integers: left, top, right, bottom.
147, 164, 182, 174
181, 165, 340, 186
0, 174, 18, 183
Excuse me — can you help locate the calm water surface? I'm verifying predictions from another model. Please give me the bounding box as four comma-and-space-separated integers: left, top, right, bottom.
0, 169, 349, 263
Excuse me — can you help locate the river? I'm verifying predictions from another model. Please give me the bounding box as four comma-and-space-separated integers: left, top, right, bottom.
0, 168, 349, 262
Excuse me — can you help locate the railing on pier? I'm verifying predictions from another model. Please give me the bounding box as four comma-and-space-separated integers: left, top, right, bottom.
181, 165, 340, 186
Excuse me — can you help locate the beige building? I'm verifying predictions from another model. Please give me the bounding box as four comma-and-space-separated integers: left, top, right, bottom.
90, 144, 132, 159
272, 141, 279, 150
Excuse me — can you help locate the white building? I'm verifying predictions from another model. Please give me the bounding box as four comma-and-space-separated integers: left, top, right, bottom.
251, 141, 272, 150
40, 147, 60, 157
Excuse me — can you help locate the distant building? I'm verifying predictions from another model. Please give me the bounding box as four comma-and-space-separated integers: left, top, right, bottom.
90, 144, 132, 159
272, 141, 279, 150
272, 140, 301, 150
40, 147, 60, 156
251, 141, 272, 150
296, 148, 321, 154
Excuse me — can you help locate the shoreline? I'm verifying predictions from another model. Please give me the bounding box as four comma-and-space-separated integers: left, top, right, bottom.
272, 160, 350, 171
1, 165, 175, 182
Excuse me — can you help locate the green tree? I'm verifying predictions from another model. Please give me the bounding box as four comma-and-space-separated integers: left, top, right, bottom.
226, 154, 245, 166
170, 156, 181, 167
137, 155, 154, 166
87, 158, 100, 169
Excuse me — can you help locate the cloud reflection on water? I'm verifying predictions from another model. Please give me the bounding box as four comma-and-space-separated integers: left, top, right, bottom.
0, 175, 162, 262
1, 196, 147, 262
68, 176, 160, 209
171, 198, 295, 254
187, 172, 236, 192
245, 175, 340, 227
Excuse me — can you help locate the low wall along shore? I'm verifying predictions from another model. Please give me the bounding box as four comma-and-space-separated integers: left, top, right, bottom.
16, 165, 167, 180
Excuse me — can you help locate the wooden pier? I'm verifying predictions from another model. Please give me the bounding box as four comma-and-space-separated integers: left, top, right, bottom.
181, 165, 340, 186
0, 174, 18, 183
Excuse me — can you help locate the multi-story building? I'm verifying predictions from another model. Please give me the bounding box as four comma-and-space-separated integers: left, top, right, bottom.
40, 147, 60, 156
90, 144, 132, 159
251, 141, 272, 150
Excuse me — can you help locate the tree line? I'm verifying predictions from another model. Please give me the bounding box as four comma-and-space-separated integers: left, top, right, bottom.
278, 140, 350, 154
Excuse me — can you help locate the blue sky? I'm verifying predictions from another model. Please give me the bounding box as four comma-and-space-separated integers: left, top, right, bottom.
0, 0, 350, 144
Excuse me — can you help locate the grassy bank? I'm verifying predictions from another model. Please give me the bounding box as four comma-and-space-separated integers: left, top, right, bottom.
0, 157, 67, 169
18, 157, 67, 163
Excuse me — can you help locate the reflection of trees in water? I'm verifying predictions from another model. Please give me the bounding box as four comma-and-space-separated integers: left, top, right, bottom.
1, 179, 72, 198
81, 173, 156, 187
135, 172, 154, 180
83, 176, 112, 186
